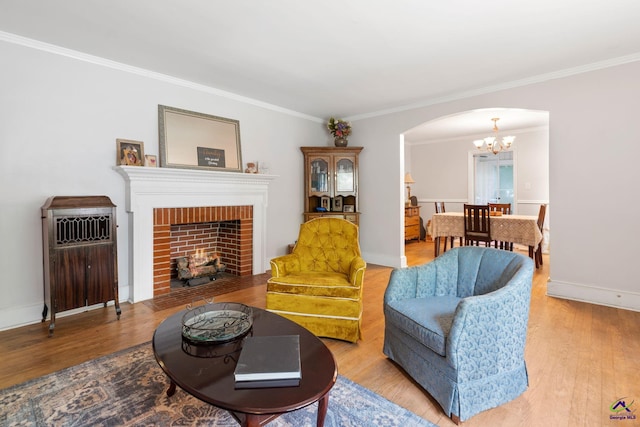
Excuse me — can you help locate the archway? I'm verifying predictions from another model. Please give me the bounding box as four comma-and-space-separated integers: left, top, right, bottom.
401, 108, 550, 261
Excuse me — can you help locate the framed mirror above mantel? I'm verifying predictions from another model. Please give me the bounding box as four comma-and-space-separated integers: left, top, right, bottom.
158, 105, 243, 172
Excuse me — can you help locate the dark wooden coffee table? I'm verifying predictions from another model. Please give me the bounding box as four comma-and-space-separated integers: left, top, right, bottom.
152, 306, 337, 427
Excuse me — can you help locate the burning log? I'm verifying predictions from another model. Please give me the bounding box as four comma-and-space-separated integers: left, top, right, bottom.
176, 250, 226, 286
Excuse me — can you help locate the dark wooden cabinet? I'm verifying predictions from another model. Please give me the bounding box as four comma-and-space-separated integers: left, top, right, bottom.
41, 196, 121, 335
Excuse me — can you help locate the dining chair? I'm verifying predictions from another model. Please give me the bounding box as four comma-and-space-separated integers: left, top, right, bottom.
463, 204, 492, 247
488, 203, 512, 250
434, 202, 461, 251
534, 204, 547, 268
488, 203, 511, 214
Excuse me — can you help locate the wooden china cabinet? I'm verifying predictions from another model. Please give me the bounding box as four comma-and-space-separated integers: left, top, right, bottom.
301, 146, 362, 225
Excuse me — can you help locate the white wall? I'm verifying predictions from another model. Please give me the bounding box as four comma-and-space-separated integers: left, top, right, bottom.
0, 40, 326, 330
351, 61, 640, 312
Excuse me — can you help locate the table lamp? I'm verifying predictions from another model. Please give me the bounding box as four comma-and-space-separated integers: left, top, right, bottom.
404, 173, 415, 206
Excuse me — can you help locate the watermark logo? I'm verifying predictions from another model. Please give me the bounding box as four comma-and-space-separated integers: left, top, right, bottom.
610, 397, 636, 421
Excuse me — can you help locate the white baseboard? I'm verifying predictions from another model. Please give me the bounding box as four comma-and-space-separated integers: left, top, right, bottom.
0, 285, 131, 332
0, 302, 45, 331
547, 279, 640, 312
361, 251, 403, 269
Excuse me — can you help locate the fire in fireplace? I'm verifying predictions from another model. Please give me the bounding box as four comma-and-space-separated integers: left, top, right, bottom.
176, 249, 226, 286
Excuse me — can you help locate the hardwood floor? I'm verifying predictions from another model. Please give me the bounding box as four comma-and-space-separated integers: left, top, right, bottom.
1, 240, 639, 426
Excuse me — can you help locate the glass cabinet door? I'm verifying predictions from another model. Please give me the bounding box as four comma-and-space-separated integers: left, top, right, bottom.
310, 158, 329, 194
335, 157, 355, 193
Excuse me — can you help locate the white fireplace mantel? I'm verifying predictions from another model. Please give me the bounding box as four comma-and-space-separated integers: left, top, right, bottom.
115, 166, 276, 302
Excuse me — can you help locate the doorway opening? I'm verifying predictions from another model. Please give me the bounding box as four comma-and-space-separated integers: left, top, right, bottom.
472, 150, 514, 207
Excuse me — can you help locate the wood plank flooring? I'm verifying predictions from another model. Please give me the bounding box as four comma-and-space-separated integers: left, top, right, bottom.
1, 240, 639, 426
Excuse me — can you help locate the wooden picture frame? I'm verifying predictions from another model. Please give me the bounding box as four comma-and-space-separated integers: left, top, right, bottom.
332, 195, 344, 212
116, 139, 145, 166
343, 204, 355, 213
158, 105, 243, 172
320, 196, 330, 210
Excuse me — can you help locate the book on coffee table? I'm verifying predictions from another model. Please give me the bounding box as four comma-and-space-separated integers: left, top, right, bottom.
234, 335, 301, 388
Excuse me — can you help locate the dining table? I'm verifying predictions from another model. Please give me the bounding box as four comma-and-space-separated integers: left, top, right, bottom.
430, 212, 543, 262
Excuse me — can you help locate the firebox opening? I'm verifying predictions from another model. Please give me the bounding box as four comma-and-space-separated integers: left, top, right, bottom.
170, 220, 240, 289
153, 205, 254, 297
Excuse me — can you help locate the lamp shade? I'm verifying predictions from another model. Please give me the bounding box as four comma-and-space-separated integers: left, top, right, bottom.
404, 173, 415, 184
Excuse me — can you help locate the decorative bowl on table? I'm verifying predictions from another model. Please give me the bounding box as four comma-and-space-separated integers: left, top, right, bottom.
181, 301, 253, 345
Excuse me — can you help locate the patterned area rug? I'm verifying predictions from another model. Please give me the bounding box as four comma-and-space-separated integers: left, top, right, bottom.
0, 342, 437, 427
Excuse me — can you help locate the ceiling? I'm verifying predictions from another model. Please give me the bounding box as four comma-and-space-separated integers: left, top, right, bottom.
2, 0, 640, 137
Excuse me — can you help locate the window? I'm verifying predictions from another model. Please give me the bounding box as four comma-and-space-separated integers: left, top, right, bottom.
473, 151, 514, 206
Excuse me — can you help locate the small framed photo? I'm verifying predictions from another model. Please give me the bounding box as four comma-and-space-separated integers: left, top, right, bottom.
332, 195, 343, 212
116, 139, 145, 166
145, 155, 158, 167
320, 196, 330, 210
343, 204, 355, 213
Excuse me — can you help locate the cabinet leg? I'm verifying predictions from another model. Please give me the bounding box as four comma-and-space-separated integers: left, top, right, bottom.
47, 308, 56, 337
42, 304, 48, 322
114, 300, 122, 320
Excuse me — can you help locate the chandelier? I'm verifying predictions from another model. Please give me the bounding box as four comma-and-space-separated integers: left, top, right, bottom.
472, 117, 515, 155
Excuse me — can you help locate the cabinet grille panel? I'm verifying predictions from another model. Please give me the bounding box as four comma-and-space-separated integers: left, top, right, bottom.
54, 215, 112, 246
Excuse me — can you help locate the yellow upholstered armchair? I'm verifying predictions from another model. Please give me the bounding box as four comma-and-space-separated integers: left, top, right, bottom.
266, 218, 366, 342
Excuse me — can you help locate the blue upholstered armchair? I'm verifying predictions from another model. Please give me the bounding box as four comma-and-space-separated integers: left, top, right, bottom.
383, 247, 534, 423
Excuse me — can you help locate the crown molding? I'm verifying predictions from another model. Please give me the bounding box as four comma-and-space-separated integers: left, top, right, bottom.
348, 53, 640, 122
0, 31, 322, 123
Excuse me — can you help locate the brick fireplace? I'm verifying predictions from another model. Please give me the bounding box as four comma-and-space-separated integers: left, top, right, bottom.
154, 206, 253, 295
116, 166, 275, 302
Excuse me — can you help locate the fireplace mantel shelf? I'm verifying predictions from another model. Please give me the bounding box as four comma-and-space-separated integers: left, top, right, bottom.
114, 165, 277, 185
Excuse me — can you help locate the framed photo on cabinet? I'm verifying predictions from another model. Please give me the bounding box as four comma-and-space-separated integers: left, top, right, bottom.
321, 196, 330, 210
332, 195, 343, 212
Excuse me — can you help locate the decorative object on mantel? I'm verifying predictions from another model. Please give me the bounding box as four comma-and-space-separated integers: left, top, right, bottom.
145, 155, 157, 167
116, 139, 145, 166
258, 161, 270, 174
327, 117, 352, 147
472, 117, 515, 155
245, 162, 258, 173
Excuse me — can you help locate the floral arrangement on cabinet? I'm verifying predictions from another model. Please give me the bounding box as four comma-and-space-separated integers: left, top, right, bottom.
327, 117, 352, 138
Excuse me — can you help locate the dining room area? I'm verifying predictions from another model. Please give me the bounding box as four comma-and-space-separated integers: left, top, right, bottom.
402, 107, 550, 270
426, 202, 547, 268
